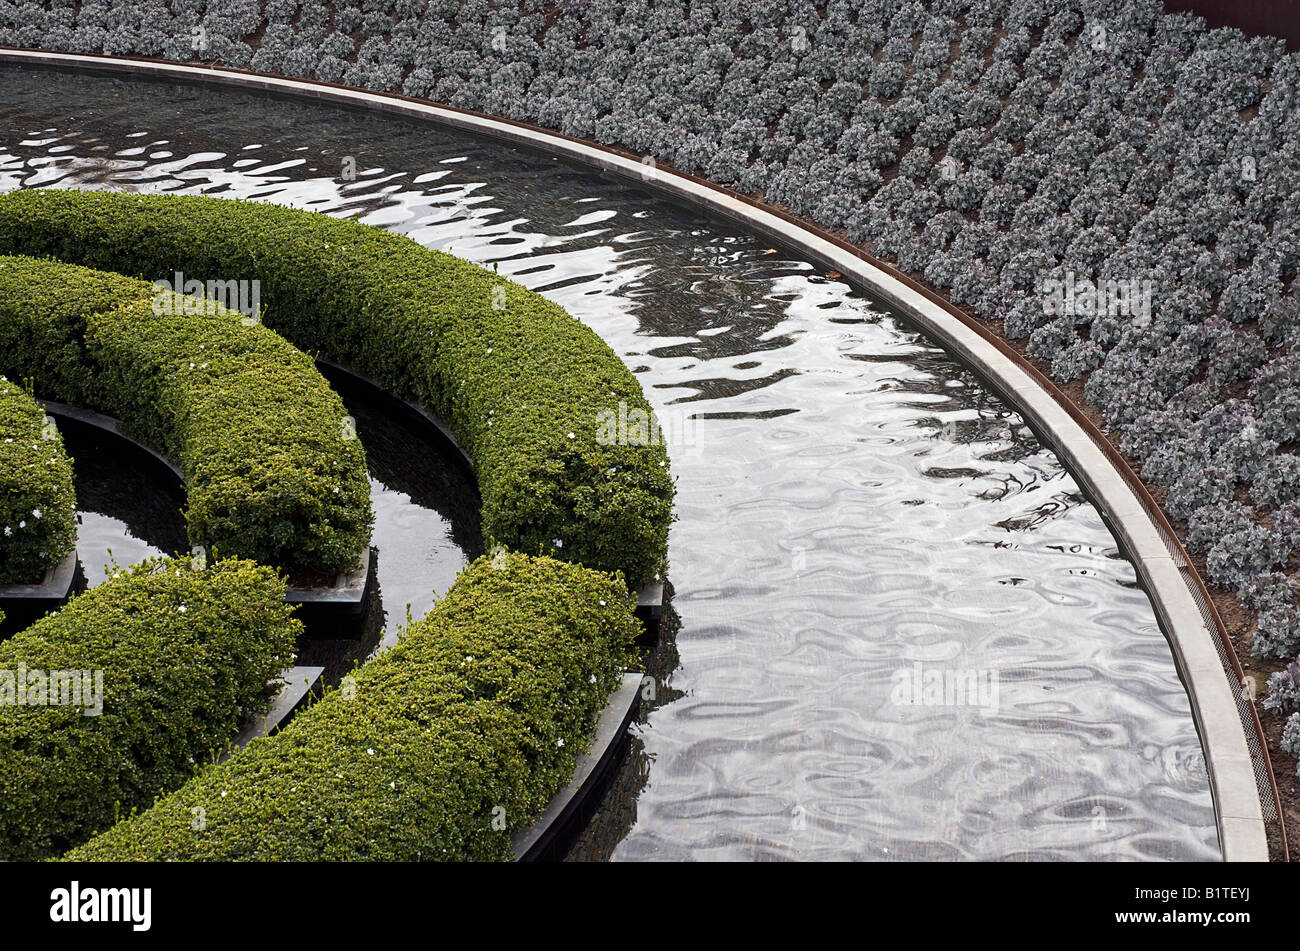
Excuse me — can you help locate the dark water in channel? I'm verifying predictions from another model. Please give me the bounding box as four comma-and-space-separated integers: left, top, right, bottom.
50, 375, 481, 659
0, 67, 1219, 861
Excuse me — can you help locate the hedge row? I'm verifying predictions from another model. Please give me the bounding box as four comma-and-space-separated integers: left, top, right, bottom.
65, 552, 638, 861
0, 253, 372, 574
0, 557, 300, 861
0, 190, 674, 588
0, 377, 76, 584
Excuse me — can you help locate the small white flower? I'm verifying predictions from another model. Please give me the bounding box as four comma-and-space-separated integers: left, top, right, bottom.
178, 605, 187, 613
31, 509, 41, 519
367, 748, 375, 755
556, 738, 565, 748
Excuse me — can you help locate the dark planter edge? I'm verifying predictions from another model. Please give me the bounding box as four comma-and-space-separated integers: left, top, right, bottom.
0, 548, 78, 607
224, 664, 326, 759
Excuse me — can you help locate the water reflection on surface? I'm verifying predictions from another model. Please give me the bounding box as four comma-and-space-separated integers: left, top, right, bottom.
0, 68, 1218, 860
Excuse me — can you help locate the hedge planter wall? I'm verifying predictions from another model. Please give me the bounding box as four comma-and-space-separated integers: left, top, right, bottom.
66, 552, 639, 862
0, 190, 675, 589
0, 377, 75, 585
0, 557, 300, 861
0, 254, 373, 575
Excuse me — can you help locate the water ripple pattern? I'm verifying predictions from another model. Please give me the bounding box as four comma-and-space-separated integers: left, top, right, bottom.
0, 69, 1218, 861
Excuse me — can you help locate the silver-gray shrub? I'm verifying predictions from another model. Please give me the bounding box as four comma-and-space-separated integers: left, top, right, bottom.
1262, 660, 1300, 717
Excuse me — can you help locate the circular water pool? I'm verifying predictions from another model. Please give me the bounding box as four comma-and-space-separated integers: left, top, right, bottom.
0, 66, 1219, 861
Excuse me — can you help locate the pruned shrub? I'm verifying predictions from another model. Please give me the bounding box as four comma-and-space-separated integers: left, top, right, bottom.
0, 254, 373, 575
0, 377, 76, 584
0, 557, 299, 860
65, 553, 637, 862
0, 191, 672, 587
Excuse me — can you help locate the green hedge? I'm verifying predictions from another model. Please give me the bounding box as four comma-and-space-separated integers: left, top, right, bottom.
65, 552, 638, 861
0, 557, 300, 861
0, 377, 76, 584
0, 189, 673, 587
0, 254, 372, 574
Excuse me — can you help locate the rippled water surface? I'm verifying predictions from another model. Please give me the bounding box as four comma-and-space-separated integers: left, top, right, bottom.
0, 67, 1219, 861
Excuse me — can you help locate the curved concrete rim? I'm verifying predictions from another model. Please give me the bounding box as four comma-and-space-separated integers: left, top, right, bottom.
0, 49, 1271, 862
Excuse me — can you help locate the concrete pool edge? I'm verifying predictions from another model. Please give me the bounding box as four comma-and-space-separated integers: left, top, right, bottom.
0, 49, 1271, 862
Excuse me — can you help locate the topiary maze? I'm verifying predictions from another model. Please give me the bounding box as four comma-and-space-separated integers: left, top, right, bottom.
0, 254, 373, 575
0, 190, 674, 861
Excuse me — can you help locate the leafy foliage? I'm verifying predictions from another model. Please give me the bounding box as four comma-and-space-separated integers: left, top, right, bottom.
0, 557, 299, 860
0, 253, 373, 575
65, 553, 637, 861
0, 191, 673, 588
0, 377, 76, 584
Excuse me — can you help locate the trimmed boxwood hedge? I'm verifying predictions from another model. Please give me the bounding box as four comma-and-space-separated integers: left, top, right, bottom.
65, 552, 638, 862
0, 556, 300, 861
0, 377, 75, 584
0, 253, 372, 575
0, 189, 673, 588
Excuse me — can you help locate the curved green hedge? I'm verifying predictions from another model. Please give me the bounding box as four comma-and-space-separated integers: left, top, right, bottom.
65, 552, 638, 861
0, 557, 300, 861
0, 253, 372, 574
0, 377, 75, 584
0, 189, 673, 588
